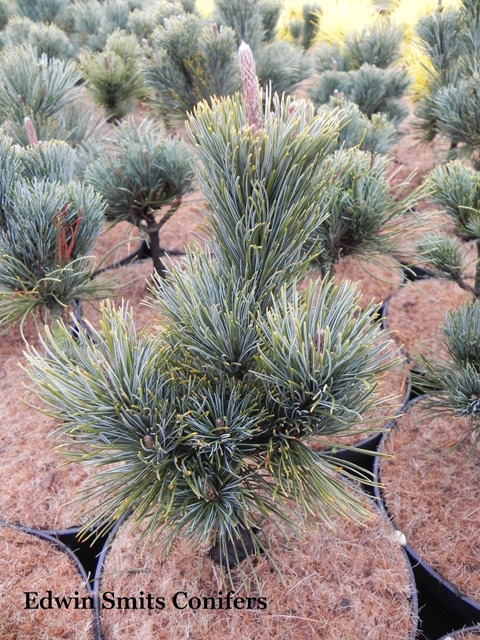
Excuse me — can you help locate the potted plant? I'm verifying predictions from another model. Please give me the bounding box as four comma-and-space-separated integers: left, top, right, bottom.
385, 159, 479, 360
376, 299, 480, 621
310, 18, 410, 127
26, 43, 416, 638
84, 117, 195, 277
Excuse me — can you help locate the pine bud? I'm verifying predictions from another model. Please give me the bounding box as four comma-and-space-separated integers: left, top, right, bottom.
104, 55, 109, 70
164, 18, 170, 31
141, 38, 149, 48
313, 328, 325, 355
212, 22, 218, 38
332, 59, 337, 72
215, 418, 224, 428
333, 89, 339, 99
204, 480, 216, 502
438, 0, 442, 6
17, 94, 24, 107
288, 101, 298, 116
24, 117, 38, 146
142, 434, 155, 450
238, 42, 262, 134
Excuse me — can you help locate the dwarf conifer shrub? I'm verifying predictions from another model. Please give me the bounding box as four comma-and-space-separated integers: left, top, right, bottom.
80, 29, 145, 121
414, 299, 480, 456
255, 40, 311, 96
310, 63, 410, 125
15, 0, 70, 24
343, 19, 403, 69
25, 45, 398, 573
143, 15, 240, 126
417, 161, 480, 295
306, 148, 417, 277
414, 0, 480, 163
289, 2, 322, 49
84, 117, 195, 276
68, 0, 106, 52
214, 0, 267, 49
0, 128, 107, 332
1, 17, 73, 59
214, 0, 310, 95
310, 17, 409, 125
318, 96, 398, 153
103, 0, 131, 34
0, 45, 83, 145
314, 18, 403, 72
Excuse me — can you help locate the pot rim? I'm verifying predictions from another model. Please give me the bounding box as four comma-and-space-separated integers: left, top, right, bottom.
0, 520, 101, 640
373, 398, 480, 621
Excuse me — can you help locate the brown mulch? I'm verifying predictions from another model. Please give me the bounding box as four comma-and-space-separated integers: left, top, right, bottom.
99, 498, 416, 640
0, 525, 94, 639
379, 400, 480, 605
384, 278, 471, 359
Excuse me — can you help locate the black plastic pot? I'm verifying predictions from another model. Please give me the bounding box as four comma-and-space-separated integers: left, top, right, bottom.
18, 524, 115, 640
1, 522, 102, 640
91, 516, 126, 637
92, 507, 418, 640
438, 627, 480, 639
368, 497, 420, 640
399, 261, 433, 282
373, 401, 480, 625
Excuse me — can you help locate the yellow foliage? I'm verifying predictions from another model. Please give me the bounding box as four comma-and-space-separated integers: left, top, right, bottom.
392, 0, 460, 37
196, 0, 215, 18
316, 0, 377, 45
392, 0, 460, 100
403, 48, 435, 100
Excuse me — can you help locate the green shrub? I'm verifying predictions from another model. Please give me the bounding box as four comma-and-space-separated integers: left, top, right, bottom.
0, 45, 83, 145
80, 29, 144, 120
143, 15, 239, 126
0, 177, 106, 331
25, 50, 399, 575
84, 118, 195, 276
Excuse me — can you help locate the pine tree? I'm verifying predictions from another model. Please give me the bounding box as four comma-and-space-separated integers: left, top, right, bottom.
310, 63, 410, 126
1, 17, 73, 59
414, 299, 480, 456
310, 18, 409, 125
414, 0, 480, 163
80, 29, 145, 121
343, 19, 404, 69
416, 161, 480, 295
306, 148, 418, 278
289, 2, 322, 50
214, 0, 266, 50
0, 45, 85, 145
318, 96, 398, 154
255, 40, 311, 96
214, 0, 310, 96
84, 117, 195, 277
0, 125, 107, 333
142, 15, 240, 127
68, 0, 107, 52
15, 0, 71, 24
26, 44, 398, 574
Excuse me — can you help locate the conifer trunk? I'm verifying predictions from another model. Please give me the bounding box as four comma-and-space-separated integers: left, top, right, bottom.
476, 242, 480, 297
147, 225, 165, 278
